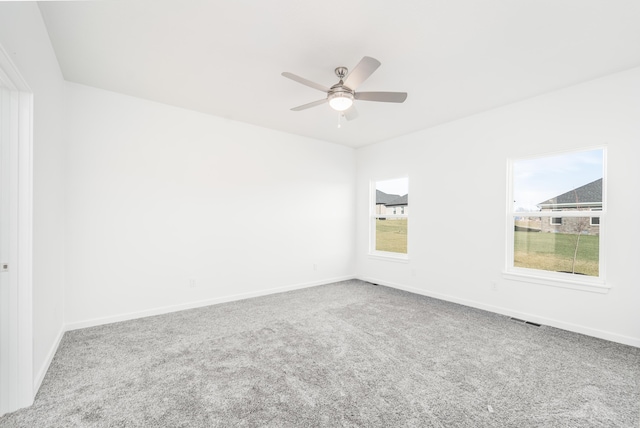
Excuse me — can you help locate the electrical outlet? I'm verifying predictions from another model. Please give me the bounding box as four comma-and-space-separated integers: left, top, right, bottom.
491, 281, 497, 291
189, 278, 197, 288
313, 263, 318, 271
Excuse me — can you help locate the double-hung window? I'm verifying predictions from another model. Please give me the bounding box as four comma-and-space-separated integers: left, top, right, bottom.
370, 177, 408, 259
506, 148, 607, 292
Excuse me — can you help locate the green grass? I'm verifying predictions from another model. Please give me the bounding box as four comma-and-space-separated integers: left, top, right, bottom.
375, 222, 598, 274
514, 231, 599, 276
376, 219, 407, 254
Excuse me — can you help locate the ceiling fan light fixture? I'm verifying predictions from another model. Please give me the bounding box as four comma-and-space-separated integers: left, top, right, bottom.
328, 91, 354, 111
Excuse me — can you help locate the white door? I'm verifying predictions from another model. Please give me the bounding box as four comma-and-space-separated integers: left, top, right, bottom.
0, 84, 11, 415
0, 46, 34, 416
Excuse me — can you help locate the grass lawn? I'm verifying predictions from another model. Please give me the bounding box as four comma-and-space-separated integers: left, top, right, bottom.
376, 218, 407, 254
514, 231, 599, 276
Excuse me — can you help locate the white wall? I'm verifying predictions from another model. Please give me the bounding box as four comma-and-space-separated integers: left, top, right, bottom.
356, 67, 640, 347
64, 83, 355, 327
0, 3, 67, 389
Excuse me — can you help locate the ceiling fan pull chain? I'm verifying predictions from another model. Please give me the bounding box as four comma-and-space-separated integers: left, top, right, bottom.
337, 112, 342, 128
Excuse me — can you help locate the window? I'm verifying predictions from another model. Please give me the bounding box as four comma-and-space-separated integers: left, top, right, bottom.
590, 209, 601, 226
506, 148, 607, 291
371, 177, 408, 258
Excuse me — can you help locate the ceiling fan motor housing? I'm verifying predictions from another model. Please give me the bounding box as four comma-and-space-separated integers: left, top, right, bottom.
328, 66, 355, 111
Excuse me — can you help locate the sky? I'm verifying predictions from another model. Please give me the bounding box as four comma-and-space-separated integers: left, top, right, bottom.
513, 148, 603, 212
376, 177, 408, 196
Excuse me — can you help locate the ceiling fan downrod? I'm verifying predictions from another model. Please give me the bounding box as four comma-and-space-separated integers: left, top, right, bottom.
334, 67, 348, 80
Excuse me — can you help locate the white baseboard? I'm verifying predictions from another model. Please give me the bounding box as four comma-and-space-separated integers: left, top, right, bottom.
359, 276, 640, 348
33, 327, 65, 394
65, 275, 356, 332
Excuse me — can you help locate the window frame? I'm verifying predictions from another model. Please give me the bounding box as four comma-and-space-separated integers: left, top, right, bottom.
504, 147, 609, 293
369, 178, 409, 261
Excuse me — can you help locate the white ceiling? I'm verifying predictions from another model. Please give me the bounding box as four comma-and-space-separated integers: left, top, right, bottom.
38, 0, 640, 148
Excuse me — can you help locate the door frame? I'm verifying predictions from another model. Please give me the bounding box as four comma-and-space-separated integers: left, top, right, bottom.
0, 44, 34, 416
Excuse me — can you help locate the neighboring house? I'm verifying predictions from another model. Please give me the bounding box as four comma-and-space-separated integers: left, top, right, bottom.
538, 178, 602, 235
385, 194, 409, 215
376, 190, 409, 216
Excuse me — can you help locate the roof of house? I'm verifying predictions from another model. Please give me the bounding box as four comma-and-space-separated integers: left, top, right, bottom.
386, 194, 408, 206
376, 190, 400, 205
376, 190, 409, 206
538, 178, 602, 207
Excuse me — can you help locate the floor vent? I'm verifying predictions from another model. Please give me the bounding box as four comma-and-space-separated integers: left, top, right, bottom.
510, 317, 541, 327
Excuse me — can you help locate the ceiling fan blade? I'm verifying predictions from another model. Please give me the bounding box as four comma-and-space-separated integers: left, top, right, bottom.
355, 91, 408, 103
282, 72, 330, 93
291, 99, 327, 111
343, 106, 358, 121
343, 56, 381, 90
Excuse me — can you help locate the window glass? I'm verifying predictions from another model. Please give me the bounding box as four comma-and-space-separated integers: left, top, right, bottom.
514, 216, 599, 276
510, 148, 604, 278
373, 177, 408, 255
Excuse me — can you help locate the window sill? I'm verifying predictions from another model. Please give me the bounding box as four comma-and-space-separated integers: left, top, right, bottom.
368, 252, 409, 263
502, 270, 611, 294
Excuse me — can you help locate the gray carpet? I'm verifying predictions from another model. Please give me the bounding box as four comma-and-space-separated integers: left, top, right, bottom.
1, 280, 638, 427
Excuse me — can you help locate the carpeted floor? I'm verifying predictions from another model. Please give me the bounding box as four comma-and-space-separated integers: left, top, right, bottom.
1, 280, 638, 427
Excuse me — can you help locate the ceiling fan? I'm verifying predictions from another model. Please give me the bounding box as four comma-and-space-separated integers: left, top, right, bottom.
282, 56, 407, 121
